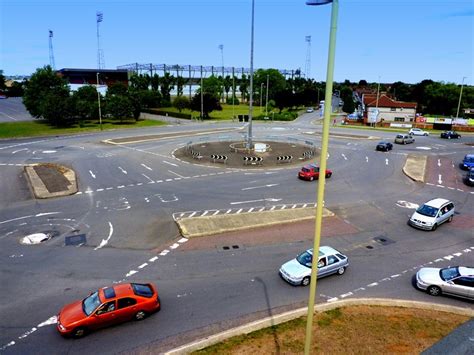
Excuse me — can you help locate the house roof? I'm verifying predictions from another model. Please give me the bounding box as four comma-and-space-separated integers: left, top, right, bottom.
363, 94, 417, 109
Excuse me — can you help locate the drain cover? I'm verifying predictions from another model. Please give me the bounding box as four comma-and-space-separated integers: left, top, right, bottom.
373, 236, 395, 245
65, 234, 86, 246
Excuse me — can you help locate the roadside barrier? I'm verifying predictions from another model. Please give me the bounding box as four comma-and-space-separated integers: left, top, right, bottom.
191, 150, 203, 160
243, 156, 263, 165
276, 155, 293, 164
211, 154, 228, 164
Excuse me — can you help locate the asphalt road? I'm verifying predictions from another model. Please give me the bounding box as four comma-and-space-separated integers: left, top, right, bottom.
0, 97, 34, 122
1, 112, 473, 353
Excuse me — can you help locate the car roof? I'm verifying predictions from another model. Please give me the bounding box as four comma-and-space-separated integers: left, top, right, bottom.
458, 266, 474, 276
464, 154, 474, 159
319, 245, 341, 256
423, 198, 451, 208
99, 283, 134, 300
303, 163, 318, 169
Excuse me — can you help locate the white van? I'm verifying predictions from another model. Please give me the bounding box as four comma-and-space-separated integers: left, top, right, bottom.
409, 198, 454, 231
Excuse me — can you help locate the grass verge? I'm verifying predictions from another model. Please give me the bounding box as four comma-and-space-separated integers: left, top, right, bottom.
194, 305, 470, 354
0, 119, 166, 139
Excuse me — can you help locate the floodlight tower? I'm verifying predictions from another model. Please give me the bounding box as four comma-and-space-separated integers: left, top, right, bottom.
305, 35, 311, 78
219, 44, 225, 102
49, 30, 56, 70
96, 12, 105, 69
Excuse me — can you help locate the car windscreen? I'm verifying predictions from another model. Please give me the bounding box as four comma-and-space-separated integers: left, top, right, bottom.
416, 204, 438, 217
396, 135, 403, 138
296, 251, 312, 268
440, 267, 460, 281
464, 157, 474, 163
83, 291, 101, 316
301, 168, 310, 173
131, 283, 154, 298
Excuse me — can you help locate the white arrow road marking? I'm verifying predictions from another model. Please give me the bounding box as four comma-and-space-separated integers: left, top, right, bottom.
438, 174, 442, 184
163, 160, 178, 167
341, 153, 347, 160
437, 159, 441, 167
241, 183, 279, 191
89, 170, 96, 179
385, 158, 389, 165
396, 201, 419, 209
94, 222, 114, 250
12, 148, 28, 154
118, 166, 128, 174
230, 198, 281, 205
365, 156, 369, 163
141, 163, 153, 171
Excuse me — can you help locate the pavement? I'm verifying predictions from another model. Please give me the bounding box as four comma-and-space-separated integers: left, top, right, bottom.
29, 146, 474, 355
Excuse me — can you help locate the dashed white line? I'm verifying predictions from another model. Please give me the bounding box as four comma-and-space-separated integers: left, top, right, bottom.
118, 167, 128, 174
141, 163, 153, 171
138, 263, 148, 269
149, 256, 159, 262
89, 170, 96, 179
126, 270, 138, 277
163, 160, 178, 167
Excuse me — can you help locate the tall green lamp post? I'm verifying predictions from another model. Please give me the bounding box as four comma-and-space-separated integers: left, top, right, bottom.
304, 1, 339, 354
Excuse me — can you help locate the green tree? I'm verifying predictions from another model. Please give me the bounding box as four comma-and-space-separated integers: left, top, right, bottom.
40, 93, 74, 126
389, 81, 412, 102
23, 66, 71, 125
173, 95, 190, 112
106, 95, 133, 123
199, 75, 223, 98
72, 85, 99, 122
239, 74, 249, 103
0, 73, 6, 91
7, 81, 25, 97
129, 74, 150, 91
176, 75, 186, 97
160, 72, 175, 102
190, 93, 222, 118
223, 75, 232, 101
340, 86, 355, 114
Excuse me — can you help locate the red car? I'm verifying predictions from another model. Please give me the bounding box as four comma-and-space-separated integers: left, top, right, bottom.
298, 163, 332, 181
57, 283, 160, 338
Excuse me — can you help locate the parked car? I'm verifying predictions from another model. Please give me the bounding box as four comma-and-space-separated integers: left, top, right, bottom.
279, 246, 349, 286
440, 131, 461, 139
464, 168, 474, 186
415, 266, 473, 300
461, 154, 474, 170
409, 128, 429, 136
306, 107, 314, 113
408, 198, 454, 231
298, 163, 332, 181
394, 134, 415, 144
57, 283, 161, 338
376, 141, 393, 152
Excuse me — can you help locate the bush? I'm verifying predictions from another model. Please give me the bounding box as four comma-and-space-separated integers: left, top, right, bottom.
226, 96, 240, 105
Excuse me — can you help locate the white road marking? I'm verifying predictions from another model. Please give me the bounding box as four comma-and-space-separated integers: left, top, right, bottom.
0, 212, 60, 225
396, 201, 419, 209
365, 156, 368, 163
118, 166, 128, 174
12, 148, 28, 154
178, 238, 188, 243
42, 150, 56, 154
141, 163, 153, 171
242, 183, 279, 191
341, 153, 347, 160
385, 158, 389, 165
94, 221, 114, 250
163, 160, 178, 167
438, 175, 443, 184
327, 298, 338, 302
170, 243, 180, 249
89, 170, 96, 179
160, 250, 170, 256
168, 170, 186, 178
138, 263, 148, 269
126, 270, 138, 277
38, 316, 57, 327
437, 159, 441, 167
230, 198, 281, 205
149, 256, 159, 262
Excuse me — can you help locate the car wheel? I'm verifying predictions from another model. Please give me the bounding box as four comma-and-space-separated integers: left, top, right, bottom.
448, 215, 453, 223
309, 176, 314, 181
337, 267, 346, 275
134, 311, 147, 321
432, 223, 438, 231
72, 327, 87, 338
301, 276, 310, 286
424, 133, 428, 136
325, 173, 332, 178
427, 285, 441, 297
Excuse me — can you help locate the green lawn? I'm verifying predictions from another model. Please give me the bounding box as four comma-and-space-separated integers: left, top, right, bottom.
0, 119, 166, 139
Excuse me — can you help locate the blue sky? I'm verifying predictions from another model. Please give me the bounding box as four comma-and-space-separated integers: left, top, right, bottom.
1, 0, 473, 84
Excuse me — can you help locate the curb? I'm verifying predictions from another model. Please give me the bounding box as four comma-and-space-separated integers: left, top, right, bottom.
165, 298, 473, 354
176, 207, 334, 238
403, 154, 427, 183
24, 164, 77, 199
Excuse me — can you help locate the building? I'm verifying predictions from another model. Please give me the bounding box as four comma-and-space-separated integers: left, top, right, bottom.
362, 93, 417, 126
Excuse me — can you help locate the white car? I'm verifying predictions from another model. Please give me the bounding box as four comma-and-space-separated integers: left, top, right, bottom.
279, 246, 348, 286
408, 198, 454, 231
409, 128, 429, 136
306, 107, 314, 113
416, 266, 474, 300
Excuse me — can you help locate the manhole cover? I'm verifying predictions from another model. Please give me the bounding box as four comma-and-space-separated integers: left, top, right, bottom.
65, 234, 87, 246
373, 236, 395, 245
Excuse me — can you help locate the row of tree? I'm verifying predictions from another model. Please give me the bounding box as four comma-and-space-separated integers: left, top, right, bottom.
6, 66, 472, 127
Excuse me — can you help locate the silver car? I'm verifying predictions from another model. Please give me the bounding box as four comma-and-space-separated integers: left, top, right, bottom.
416, 266, 474, 300
409, 198, 454, 231
394, 134, 415, 144
279, 246, 348, 286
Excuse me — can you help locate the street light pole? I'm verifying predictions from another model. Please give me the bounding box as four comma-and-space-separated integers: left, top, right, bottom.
260, 82, 264, 114
265, 74, 269, 117
456, 76, 467, 119
247, 0, 255, 149
375, 76, 380, 128
96, 72, 102, 131
304, 1, 338, 355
